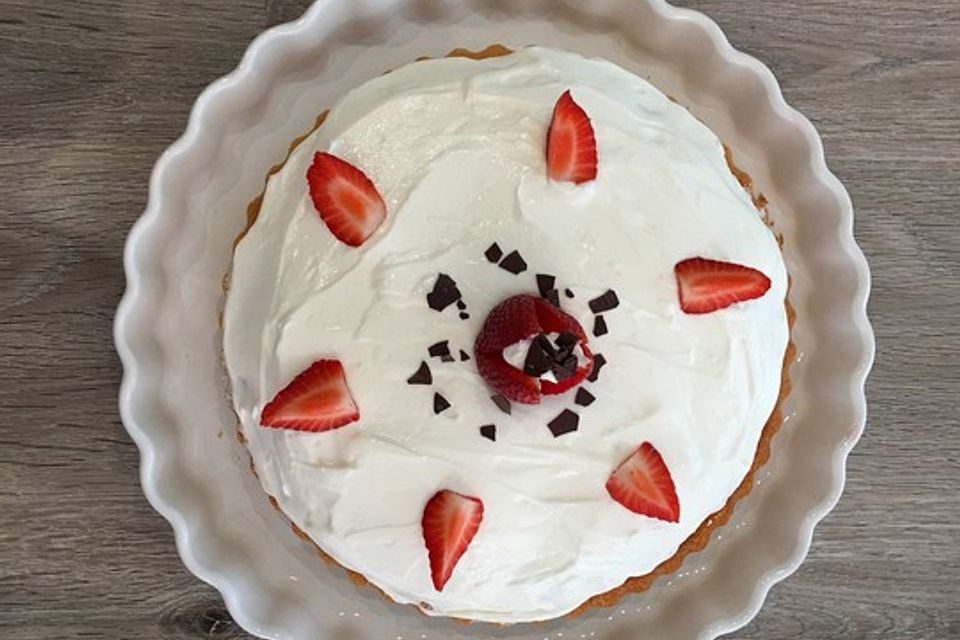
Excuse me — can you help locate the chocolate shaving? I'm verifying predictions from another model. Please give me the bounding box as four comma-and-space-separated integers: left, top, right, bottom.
593, 315, 608, 337
536, 274, 556, 297
484, 242, 503, 263
479, 424, 496, 441
516, 332, 584, 381
554, 344, 574, 363
406, 361, 432, 385
523, 336, 554, 377
534, 333, 558, 358
433, 393, 451, 414
459, 312, 470, 320
498, 250, 527, 275
548, 409, 580, 437
575, 388, 596, 407
427, 274, 462, 312
491, 394, 512, 415
556, 332, 579, 349
428, 341, 451, 359
543, 288, 560, 308
441, 354, 455, 363
552, 354, 579, 381
456, 300, 467, 311
586, 353, 607, 382
588, 289, 620, 314
459, 349, 471, 362
564, 288, 575, 299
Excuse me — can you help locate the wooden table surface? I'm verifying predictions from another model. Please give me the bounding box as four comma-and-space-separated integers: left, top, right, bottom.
1, 1, 958, 638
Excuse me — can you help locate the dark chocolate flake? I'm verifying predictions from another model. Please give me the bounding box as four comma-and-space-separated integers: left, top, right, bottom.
433, 393, 451, 414
479, 424, 497, 441
534, 333, 558, 358
459, 312, 470, 320
484, 242, 503, 263
456, 300, 467, 311
459, 349, 471, 362
491, 394, 512, 415
498, 250, 528, 275
586, 353, 607, 382
593, 315, 609, 337
552, 354, 578, 382
428, 340, 451, 359
554, 344, 574, 363
547, 409, 580, 437
543, 288, 561, 308
441, 354, 455, 363
588, 289, 620, 314
564, 288, 575, 299
406, 361, 432, 385
575, 387, 596, 407
427, 273, 462, 312
556, 332, 579, 349
523, 336, 554, 377
536, 273, 557, 297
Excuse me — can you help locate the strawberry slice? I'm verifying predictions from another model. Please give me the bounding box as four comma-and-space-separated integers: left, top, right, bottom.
675, 257, 772, 314
260, 359, 359, 432
307, 152, 387, 247
546, 90, 598, 184
421, 490, 484, 591
606, 442, 680, 522
474, 294, 593, 404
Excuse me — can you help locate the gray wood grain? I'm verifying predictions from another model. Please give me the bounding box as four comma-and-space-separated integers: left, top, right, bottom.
1, 0, 957, 638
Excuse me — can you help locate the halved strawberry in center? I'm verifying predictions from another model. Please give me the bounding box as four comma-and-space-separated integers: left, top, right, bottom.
474, 294, 594, 404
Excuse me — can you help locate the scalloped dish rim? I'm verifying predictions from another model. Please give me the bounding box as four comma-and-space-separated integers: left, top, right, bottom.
114, 1, 873, 639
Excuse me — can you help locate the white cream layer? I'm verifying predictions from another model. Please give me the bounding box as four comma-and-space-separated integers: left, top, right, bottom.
223, 47, 789, 623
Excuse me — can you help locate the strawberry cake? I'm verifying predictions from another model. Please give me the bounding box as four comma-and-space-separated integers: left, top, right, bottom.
223, 46, 791, 623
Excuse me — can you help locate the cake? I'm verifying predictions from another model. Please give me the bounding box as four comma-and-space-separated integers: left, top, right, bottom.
222, 46, 791, 623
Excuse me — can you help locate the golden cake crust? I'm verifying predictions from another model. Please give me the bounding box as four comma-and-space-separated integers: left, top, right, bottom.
225, 44, 794, 623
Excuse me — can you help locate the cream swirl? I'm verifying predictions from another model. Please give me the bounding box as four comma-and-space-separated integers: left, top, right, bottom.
223, 47, 789, 623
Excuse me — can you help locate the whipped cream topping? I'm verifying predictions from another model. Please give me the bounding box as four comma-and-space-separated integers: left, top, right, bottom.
223, 47, 789, 623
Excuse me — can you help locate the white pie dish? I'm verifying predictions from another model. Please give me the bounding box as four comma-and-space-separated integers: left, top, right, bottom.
114, 1, 873, 639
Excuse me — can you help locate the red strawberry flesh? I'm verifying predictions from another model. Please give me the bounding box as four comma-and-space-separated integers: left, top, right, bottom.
474, 295, 543, 356
474, 294, 593, 404
422, 490, 484, 591
475, 350, 541, 404
606, 442, 680, 522
307, 152, 387, 247
546, 90, 598, 184
260, 359, 359, 432
675, 257, 772, 314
